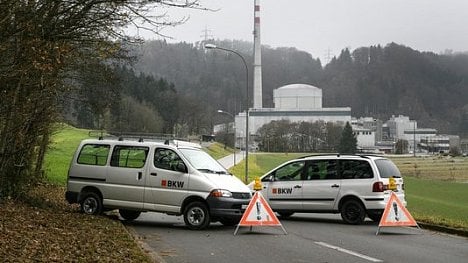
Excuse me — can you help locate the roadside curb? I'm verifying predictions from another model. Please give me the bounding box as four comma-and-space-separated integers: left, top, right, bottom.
124, 224, 167, 263
418, 222, 468, 238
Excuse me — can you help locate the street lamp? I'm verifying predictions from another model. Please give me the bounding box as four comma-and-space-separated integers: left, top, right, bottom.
205, 43, 250, 183
217, 109, 236, 166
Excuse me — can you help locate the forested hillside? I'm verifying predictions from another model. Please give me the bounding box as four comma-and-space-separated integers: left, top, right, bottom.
133, 40, 468, 135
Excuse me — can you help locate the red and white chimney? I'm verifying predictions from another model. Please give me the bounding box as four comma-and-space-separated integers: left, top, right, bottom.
253, 0, 263, 109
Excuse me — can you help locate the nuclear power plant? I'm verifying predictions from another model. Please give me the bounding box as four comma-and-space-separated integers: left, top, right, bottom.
228, 0, 351, 149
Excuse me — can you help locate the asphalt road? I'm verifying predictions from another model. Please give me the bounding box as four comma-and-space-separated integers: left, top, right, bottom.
127, 212, 468, 263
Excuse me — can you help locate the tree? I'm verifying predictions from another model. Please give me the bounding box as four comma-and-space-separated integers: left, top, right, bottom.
338, 122, 357, 154
395, 139, 408, 154
0, 0, 203, 199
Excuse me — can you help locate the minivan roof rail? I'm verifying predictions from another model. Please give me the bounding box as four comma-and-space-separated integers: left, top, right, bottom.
297, 153, 384, 159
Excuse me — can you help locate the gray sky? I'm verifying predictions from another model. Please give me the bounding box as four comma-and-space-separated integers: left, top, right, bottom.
133, 0, 468, 64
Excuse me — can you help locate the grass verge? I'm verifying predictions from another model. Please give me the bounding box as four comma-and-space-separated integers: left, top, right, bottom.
0, 184, 151, 262
204, 142, 235, 160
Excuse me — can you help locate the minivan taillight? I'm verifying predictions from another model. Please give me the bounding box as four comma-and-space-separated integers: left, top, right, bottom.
372, 182, 384, 192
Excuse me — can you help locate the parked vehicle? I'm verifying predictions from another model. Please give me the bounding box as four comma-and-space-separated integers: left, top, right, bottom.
248, 154, 406, 224
65, 137, 251, 230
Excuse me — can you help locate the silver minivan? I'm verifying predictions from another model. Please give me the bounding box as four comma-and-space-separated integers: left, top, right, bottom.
65, 138, 251, 230
248, 154, 406, 224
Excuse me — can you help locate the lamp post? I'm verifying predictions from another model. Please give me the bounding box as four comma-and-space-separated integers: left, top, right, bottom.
413, 121, 416, 157
217, 109, 236, 166
205, 44, 249, 183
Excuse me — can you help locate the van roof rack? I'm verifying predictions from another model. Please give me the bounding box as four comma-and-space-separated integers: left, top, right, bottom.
87, 130, 201, 148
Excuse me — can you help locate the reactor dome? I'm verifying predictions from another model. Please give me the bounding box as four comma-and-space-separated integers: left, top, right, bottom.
273, 84, 322, 109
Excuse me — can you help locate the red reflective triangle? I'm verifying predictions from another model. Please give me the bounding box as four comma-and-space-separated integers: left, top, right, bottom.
379, 191, 417, 227
239, 192, 281, 226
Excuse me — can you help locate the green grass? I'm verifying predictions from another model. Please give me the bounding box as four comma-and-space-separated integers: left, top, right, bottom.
405, 177, 468, 230
43, 124, 90, 185
229, 153, 304, 182
204, 142, 235, 160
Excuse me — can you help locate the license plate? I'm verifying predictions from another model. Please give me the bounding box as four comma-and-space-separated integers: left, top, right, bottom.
241, 204, 248, 210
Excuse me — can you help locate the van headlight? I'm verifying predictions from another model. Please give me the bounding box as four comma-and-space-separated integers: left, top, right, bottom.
209, 189, 233, 198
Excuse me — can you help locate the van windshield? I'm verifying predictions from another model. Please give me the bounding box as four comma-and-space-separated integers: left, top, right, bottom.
375, 159, 402, 178
179, 148, 228, 174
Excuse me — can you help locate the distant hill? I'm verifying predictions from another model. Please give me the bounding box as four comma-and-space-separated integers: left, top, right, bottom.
132, 40, 468, 135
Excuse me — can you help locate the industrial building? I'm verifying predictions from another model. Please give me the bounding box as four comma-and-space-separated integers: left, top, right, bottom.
232, 84, 351, 148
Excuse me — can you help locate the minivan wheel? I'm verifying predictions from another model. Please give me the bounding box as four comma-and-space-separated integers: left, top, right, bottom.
183, 202, 210, 230
80, 192, 103, 215
340, 199, 366, 225
119, 209, 141, 221
367, 210, 383, 222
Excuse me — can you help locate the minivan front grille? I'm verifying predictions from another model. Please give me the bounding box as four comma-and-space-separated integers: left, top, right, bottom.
232, 192, 251, 199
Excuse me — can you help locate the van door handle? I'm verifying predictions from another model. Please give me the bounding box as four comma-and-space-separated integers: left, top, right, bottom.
137, 172, 143, 180
294, 185, 302, 189
150, 172, 157, 176
331, 184, 339, 188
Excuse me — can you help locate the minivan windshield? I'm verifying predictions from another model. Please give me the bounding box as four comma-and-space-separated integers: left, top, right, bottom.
179, 148, 228, 174
375, 159, 402, 178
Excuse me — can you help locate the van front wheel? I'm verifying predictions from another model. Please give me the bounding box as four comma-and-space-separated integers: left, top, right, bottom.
80, 192, 102, 215
183, 202, 210, 230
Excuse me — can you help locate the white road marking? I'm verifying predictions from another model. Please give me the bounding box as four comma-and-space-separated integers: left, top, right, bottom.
315, 241, 383, 262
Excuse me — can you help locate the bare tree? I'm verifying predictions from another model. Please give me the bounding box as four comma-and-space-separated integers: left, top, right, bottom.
0, 0, 203, 198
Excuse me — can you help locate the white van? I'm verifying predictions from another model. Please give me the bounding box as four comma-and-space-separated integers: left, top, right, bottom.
65, 138, 251, 230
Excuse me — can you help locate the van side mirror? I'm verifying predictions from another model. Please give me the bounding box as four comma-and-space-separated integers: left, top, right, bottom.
262, 174, 275, 182
176, 162, 187, 173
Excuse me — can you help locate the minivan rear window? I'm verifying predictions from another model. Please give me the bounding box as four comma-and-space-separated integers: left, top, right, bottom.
77, 144, 110, 166
375, 159, 402, 178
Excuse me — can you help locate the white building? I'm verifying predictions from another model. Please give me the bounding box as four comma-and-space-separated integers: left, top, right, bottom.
233, 84, 351, 147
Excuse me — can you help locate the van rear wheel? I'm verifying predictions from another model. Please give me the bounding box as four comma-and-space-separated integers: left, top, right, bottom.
80, 192, 102, 215
119, 209, 141, 221
183, 202, 210, 230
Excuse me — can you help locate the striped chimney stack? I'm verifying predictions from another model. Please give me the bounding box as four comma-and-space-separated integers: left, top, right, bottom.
253, 0, 263, 109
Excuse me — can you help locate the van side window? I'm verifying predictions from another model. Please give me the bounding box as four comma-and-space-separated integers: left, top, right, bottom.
154, 148, 184, 171
305, 160, 338, 180
341, 160, 373, 179
273, 161, 304, 181
77, 144, 110, 166
110, 146, 149, 168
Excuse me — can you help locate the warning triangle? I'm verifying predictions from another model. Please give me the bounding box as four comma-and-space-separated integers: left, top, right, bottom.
234, 191, 287, 235
238, 191, 281, 226
378, 191, 418, 227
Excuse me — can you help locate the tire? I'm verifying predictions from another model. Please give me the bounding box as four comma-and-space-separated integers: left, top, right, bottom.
80, 192, 103, 215
119, 209, 141, 221
277, 212, 294, 218
183, 201, 210, 230
367, 210, 383, 222
340, 199, 366, 225
219, 218, 239, 226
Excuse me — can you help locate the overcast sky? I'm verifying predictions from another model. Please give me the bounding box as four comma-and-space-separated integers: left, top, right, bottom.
133, 0, 468, 64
